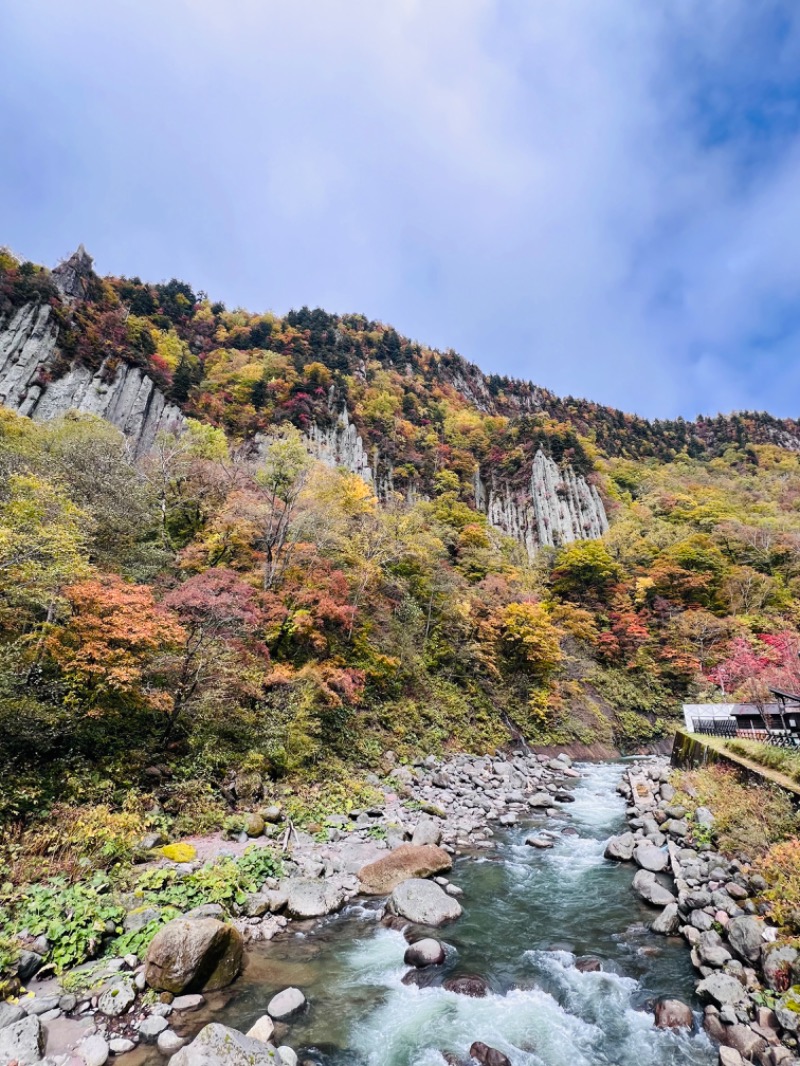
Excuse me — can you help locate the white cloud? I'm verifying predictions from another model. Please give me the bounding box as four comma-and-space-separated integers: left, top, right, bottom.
1, 0, 800, 417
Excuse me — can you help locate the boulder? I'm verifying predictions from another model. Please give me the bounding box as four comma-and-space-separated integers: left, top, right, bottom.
775, 990, 800, 1032
389, 878, 463, 926
244, 813, 266, 838
80, 1034, 110, 1066
0, 1002, 25, 1029
404, 938, 446, 967
604, 833, 636, 861
246, 1015, 275, 1042
697, 931, 733, 969
726, 916, 763, 964
442, 974, 489, 997
171, 1023, 281, 1065
277, 1048, 298, 1066
525, 836, 554, 849
283, 879, 347, 919
651, 903, 681, 935
98, 978, 136, 1017
634, 842, 669, 873
632, 870, 676, 907
411, 818, 442, 847
159, 1029, 189, 1055
358, 844, 453, 895
696, 973, 748, 1008
763, 945, 799, 993
172, 994, 206, 1012
16, 950, 44, 982
145, 918, 244, 994
575, 957, 602, 973
469, 1042, 511, 1066
719, 1049, 745, 1066
722, 1024, 767, 1062
654, 999, 694, 1030
267, 987, 306, 1021
140, 1015, 169, 1042
0, 1015, 43, 1066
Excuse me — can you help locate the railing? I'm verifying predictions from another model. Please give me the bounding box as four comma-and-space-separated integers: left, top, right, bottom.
736, 729, 800, 749
691, 717, 737, 737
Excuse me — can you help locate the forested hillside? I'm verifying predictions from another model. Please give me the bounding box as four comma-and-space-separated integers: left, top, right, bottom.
2, 246, 800, 838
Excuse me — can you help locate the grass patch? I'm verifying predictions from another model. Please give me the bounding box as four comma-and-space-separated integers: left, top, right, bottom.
726, 739, 800, 784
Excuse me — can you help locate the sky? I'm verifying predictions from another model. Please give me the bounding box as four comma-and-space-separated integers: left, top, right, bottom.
2, 1, 800, 420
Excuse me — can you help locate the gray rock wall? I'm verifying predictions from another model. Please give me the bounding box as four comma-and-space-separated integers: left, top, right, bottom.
474, 451, 608, 555
0, 301, 184, 455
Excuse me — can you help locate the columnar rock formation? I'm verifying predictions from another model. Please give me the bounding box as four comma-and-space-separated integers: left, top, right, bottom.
473, 451, 608, 553
0, 301, 184, 456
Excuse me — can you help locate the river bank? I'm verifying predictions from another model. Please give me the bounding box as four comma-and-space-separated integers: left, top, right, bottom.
608, 758, 800, 1066
0, 750, 592, 1064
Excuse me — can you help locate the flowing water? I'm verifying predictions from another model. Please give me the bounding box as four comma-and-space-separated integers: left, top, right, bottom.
189, 762, 716, 1066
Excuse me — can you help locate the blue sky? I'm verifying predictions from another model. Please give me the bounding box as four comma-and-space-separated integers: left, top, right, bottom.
2, 1, 800, 419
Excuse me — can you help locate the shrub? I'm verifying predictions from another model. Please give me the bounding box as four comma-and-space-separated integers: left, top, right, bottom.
758, 841, 800, 933
672, 766, 799, 857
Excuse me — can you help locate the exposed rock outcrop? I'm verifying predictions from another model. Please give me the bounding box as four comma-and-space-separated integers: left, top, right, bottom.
473, 450, 608, 554
0, 301, 184, 455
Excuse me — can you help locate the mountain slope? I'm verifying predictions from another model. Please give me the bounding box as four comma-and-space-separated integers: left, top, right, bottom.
1, 246, 800, 825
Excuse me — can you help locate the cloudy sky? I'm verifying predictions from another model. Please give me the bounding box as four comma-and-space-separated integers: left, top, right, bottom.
2, 1, 800, 419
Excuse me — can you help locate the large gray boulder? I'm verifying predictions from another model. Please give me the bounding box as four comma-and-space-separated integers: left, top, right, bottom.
404, 938, 446, 967
634, 842, 669, 873
604, 833, 636, 861
726, 916, 764, 964
632, 869, 676, 907
389, 878, 462, 926
145, 918, 244, 994
0, 1015, 43, 1065
411, 817, 442, 847
651, 903, 681, 935
282, 879, 347, 919
696, 972, 748, 1007
97, 978, 136, 1017
171, 1023, 280, 1065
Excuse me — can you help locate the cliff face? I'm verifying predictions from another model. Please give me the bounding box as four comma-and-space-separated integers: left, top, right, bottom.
474, 451, 608, 553
0, 301, 184, 455
300, 404, 608, 553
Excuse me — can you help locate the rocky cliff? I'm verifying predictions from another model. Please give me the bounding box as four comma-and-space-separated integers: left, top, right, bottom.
474, 451, 608, 553
0, 300, 184, 456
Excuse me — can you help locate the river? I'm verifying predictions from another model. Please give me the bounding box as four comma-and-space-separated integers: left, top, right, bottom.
178, 761, 717, 1066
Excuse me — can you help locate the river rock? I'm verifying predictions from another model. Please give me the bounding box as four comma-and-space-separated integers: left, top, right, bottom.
654, 999, 694, 1030
411, 818, 442, 847
525, 836, 554, 849
145, 918, 244, 994
172, 993, 206, 1012
358, 845, 452, 895
726, 916, 763, 964
171, 1023, 281, 1065
697, 931, 733, 968
0, 1002, 25, 1028
651, 903, 681, 935
469, 1042, 511, 1066
776, 990, 800, 1031
763, 945, 799, 992
389, 878, 463, 926
140, 1015, 169, 1042
0, 1015, 43, 1065
405, 938, 446, 967
696, 972, 748, 1007
80, 1034, 110, 1066
719, 1049, 745, 1066
632, 870, 676, 907
634, 842, 669, 873
98, 978, 136, 1017
159, 1029, 189, 1055
529, 792, 554, 808
247, 1015, 275, 1042
17, 949, 44, 982
722, 1024, 768, 1061
283, 879, 347, 919
109, 1038, 136, 1054
277, 1048, 298, 1066
268, 987, 307, 1021
604, 833, 636, 861
443, 974, 489, 997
